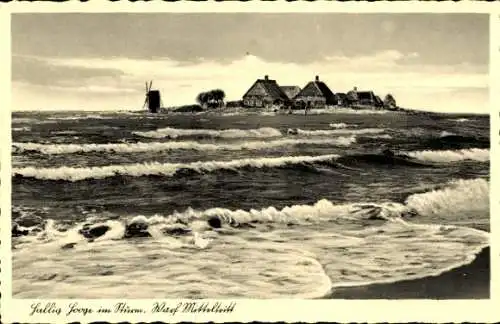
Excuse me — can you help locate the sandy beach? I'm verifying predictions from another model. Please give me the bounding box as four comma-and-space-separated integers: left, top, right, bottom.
328, 247, 490, 299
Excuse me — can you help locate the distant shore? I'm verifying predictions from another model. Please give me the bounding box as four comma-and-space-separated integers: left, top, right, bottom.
326, 247, 490, 299
159, 105, 488, 118
11, 108, 489, 119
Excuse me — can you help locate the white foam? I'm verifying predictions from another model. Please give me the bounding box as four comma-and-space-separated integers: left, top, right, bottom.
293, 128, 385, 136
47, 115, 113, 120
12, 188, 490, 299
405, 178, 489, 218
12, 137, 355, 155
406, 148, 490, 162
450, 118, 470, 123
329, 122, 356, 129
72, 200, 409, 233
12, 154, 340, 181
369, 134, 393, 139
440, 130, 456, 137
134, 127, 282, 139
12, 127, 31, 132
12, 118, 36, 123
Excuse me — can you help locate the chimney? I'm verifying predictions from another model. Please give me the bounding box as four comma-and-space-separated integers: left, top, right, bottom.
264, 75, 269, 81
315, 75, 319, 81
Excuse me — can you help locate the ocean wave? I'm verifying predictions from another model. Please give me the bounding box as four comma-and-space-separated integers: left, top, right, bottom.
13, 184, 490, 242
10, 199, 420, 244
12, 127, 31, 132
47, 115, 114, 120
329, 123, 357, 129
449, 118, 470, 123
133, 127, 282, 139
15, 178, 488, 238
413, 133, 490, 150
14, 146, 485, 180
142, 199, 410, 227
289, 128, 385, 136
12, 154, 340, 181
406, 148, 489, 163
12, 182, 489, 298
12, 137, 356, 155
440, 131, 456, 137
335, 152, 440, 168
15, 146, 480, 180
405, 178, 489, 219
12, 117, 36, 123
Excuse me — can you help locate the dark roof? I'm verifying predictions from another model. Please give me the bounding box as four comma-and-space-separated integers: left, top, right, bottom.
295, 78, 337, 104
336, 93, 348, 99
243, 78, 289, 101
316, 81, 336, 100
356, 91, 376, 101
280, 86, 301, 99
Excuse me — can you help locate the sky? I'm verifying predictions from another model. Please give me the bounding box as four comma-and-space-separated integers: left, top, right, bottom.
11, 13, 489, 113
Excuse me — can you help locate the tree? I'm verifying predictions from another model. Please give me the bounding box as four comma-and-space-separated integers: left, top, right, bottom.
196, 89, 226, 109
211, 89, 226, 108
196, 92, 209, 108
383, 93, 397, 109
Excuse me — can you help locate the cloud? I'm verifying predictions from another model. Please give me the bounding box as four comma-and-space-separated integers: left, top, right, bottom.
12, 55, 125, 87
12, 51, 488, 113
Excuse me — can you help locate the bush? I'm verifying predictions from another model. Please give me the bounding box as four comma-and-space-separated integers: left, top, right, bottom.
173, 104, 204, 113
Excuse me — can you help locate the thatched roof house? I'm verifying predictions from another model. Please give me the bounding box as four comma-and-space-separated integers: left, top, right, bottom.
356, 91, 378, 106
293, 76, 337, 108
242, 75, 289, 108
374, 95, 384, 107
280, 86, 301, 100
335, 92, 350, 106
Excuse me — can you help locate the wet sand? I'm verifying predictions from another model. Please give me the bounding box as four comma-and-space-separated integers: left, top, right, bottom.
328, 247, 490, 299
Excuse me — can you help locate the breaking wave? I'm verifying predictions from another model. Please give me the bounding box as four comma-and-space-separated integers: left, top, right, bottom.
405, 178, 489, 219
12, 154, 340, 181
13, 145, 489, 181
15, 174, 491, 239
329, 123, 356, 129
14, 179, 490, 241
440, 131, 456, 137
449, 118, 470, 123
13, 137, 356, 155
12, 127, 31, 132
406, 148, 489, 163
47, 115, 115, 120
289, 128, 385, 136
133, 127, 282, 139
12, 178, 489, 299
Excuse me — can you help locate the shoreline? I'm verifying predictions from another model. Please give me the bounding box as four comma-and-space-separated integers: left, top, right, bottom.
326, 247, 490, 299
11, 108, 490, 118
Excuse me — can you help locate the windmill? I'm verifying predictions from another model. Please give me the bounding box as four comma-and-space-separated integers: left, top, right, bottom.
142, 80, 162, 113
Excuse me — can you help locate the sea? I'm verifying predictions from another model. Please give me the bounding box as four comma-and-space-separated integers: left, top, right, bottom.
11, 108, 490, 299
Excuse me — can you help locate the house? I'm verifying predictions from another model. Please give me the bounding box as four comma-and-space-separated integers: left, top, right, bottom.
355, 90, 378, 106
280, 86, 301, 100
293, 76, 337, 108
335, 93, 350, 106
242, 75, 289, 108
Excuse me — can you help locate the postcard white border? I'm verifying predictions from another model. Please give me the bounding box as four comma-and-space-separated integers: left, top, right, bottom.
1, 2, 499, 323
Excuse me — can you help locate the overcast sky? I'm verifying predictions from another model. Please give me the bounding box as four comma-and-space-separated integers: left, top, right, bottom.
12, 13, 489, 113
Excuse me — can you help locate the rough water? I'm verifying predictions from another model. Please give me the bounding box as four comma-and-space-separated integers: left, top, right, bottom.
11, 110, 490, 298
